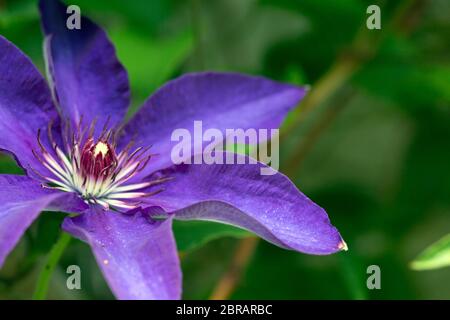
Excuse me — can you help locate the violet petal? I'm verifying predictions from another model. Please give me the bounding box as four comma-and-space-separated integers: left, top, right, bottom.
63, 209, 182, 300
0, 36, 60, 174
0, 174, 87, 268
39, 0, 130, 136
146, 153, 346, 255
120, 72, 306, 176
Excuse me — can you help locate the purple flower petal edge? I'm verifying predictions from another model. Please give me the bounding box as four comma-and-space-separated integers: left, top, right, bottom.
146, 153, 346, 255
0, 35, 59, 174
62, 209, 182, 300
120, 72, 307, 177
38, 0, 130, 137
0, 175, 88, 267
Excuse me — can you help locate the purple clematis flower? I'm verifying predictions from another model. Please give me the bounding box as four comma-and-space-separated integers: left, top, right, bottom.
0, 0, 346, 299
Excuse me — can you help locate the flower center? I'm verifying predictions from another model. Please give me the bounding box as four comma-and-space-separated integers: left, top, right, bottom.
31, 119, 167, 211
80, 139, 117, 180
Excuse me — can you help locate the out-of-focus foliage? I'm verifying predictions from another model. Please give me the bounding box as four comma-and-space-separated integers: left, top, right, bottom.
173, 221, 250, 252
0, 0, 449, 299
411, 234, 450, 271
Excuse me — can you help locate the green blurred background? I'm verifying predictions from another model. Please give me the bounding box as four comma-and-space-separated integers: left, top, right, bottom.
0, 0, 449, 299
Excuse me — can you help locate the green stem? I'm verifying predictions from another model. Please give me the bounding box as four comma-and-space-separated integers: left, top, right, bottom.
32, 232, 72, 300
339, 252, 368, 300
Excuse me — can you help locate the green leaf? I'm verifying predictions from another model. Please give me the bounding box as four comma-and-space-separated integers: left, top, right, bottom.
353, 34, 450, 112
68, 0, 173, 34
33, 213, 66, 254
0, 155, 23, 174
355, 62, 450, 111
190, 0, 308, 72
339, 252, 368, 300
109, 28, 193, 116
173, 220, 250, 252
0, 0, 37, 29
411, 234, 450, 271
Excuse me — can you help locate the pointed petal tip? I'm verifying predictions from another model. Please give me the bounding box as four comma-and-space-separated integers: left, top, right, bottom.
338, 239, 349, 252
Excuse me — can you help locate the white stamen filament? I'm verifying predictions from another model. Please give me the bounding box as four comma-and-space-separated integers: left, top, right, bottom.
32, 123, 165, 211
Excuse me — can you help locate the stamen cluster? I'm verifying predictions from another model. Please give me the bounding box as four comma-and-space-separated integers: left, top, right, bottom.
31, 119, 167, 210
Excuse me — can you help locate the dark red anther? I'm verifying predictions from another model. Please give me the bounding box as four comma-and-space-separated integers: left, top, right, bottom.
80, 138, 117, 179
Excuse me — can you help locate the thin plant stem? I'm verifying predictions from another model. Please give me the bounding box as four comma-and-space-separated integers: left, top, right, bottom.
283, 88, 355, 178
32, 232, 72, 300
209, 236, 259, 300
